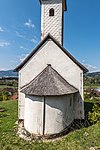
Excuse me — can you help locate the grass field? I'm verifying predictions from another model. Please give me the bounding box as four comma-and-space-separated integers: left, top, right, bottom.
0, 85, 17, 89
84, 85, 100, 89
0, 100, 100, 150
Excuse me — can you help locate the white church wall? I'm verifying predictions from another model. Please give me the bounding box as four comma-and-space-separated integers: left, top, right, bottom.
24, 95, 74, 135
24, 95, 44, 134
19, 40, 84, 120
45, 95, 74, 134
18, 71, 25, 119
20, 40, 83, 89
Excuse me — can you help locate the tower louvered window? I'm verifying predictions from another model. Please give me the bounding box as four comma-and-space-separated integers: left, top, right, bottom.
49, 8, 54, 16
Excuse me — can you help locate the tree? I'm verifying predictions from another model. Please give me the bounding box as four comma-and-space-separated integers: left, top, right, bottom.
88, 103, 100, 124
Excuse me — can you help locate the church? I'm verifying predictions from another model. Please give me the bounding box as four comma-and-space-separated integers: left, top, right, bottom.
15, 0, 88, 135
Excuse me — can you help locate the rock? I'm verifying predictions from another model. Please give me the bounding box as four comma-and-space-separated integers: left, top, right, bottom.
18, 121, 24, 128
90, 147, 95, 150
0, 109, 5, 112
83, 132, 89, 137
17, 126, 31, 141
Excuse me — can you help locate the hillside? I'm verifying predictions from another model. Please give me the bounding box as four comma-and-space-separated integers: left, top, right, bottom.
85, 72, 100, 78
0, 70, 100, 79
84, 72, 100, 87
0, 70, 18, 78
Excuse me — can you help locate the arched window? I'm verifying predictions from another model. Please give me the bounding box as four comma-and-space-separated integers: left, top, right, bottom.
49, 8, 54, 16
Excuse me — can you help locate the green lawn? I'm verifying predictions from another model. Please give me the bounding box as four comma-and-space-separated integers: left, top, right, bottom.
0, 85, 17, 89
84, 85, 100, 89
0, 100, 100, 150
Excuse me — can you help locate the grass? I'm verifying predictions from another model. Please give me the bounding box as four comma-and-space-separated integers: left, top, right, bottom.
0, 100, 17, 132
0, 100, 100, 150
0, 85, 17, 89
84, 85, 100, 89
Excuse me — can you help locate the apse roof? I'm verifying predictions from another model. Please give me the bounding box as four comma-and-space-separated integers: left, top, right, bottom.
21, 64, 78, 96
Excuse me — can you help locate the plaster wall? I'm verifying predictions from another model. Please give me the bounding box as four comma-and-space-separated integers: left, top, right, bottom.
19, 40, 84, 120
41, 0, 63, 44
24, 95, 43, 134
24, 95, 74, 135
18, 72, 25, 119
45, 95, 74, 134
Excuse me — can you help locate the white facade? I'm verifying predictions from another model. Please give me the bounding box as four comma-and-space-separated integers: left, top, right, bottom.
24, 95, 74, 135
18, 39, 84, 121
41, 0, 64, 44
16, 0, 87, 136
24, 96, 43, 134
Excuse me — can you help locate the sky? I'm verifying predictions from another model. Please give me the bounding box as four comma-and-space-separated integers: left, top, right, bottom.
0, 0, 100, 72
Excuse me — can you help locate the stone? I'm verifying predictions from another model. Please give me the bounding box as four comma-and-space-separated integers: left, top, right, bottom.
90, 147, 95, 150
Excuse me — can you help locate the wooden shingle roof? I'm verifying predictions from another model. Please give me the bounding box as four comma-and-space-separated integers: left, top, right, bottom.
21, 64, 78, 96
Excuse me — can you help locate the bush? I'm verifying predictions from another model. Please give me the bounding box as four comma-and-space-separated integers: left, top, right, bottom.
0, 91, 9, 101
88, 103, 100, 124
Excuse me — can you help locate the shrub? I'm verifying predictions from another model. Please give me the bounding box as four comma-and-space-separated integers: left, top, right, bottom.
1, 91, 9, 101
88, 103, 100, 124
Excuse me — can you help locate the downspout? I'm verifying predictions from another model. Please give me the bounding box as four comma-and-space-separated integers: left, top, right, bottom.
43, 96, 45, 135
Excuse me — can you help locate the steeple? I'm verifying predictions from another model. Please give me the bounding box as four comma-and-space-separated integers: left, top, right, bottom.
39, 0, 67, 45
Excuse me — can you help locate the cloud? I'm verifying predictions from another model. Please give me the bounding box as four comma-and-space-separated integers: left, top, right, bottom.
85, 64, 97, 72
0, 41, 10, 47
20, 46, 29, 51
0, 68, 8, 71
82, 60, 98, 72
24, 19, 34, 28
15, 31, 31, 42
15, 30, 38, 45
15, 31, 26, 38
0, 27, 4, 32
30, 38, 37, 44
20, 46, 25, 49
18, 53, 29, 62
10, 60, 18, 63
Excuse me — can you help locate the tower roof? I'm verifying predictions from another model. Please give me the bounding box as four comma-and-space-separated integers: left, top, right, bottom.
39, 0, 67, 11
21, 64, 78, 96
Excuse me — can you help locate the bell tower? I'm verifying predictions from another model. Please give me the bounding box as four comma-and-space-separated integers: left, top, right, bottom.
39, 0, 67, 45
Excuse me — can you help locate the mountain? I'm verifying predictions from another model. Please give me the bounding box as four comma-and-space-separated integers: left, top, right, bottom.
85, 72, 100, 78
0, 70, 100, 79
0, 70, 18, 78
